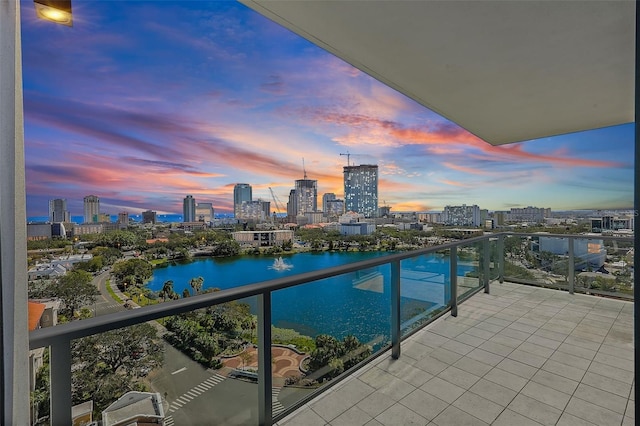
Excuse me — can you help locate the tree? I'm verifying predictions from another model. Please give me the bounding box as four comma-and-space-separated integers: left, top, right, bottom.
212, 240, 240, 257
239, 350, 254, 369
190, 276, 204, 295
111, 258, 153, 287
160, 280, 175, 302
49, 270, 99, 319
71, 323, 163, 413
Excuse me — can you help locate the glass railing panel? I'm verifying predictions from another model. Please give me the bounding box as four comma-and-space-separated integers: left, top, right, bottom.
456, 241, 483, 299
399, 250, 452, 336
36, 301, 262, 426
272, 264, 390, 418
503, 234, 541, 284
574, 238, 633, 300
160, 300, 260, 425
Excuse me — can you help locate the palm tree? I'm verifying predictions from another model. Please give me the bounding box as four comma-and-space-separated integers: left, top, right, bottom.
189, 276, 204, 295
160, 280, 174, 302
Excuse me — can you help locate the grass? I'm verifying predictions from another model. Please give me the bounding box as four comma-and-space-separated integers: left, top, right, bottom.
106, 279, 122, 304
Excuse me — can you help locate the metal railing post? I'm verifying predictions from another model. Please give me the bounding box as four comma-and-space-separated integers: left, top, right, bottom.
257, 292, 273, 426
483, 239, 490, 294
49, 341, 72, 426
450, 247, 458, 317
391, 260, 401, 359
498, 234, 504, 283
568, 238, 575, 294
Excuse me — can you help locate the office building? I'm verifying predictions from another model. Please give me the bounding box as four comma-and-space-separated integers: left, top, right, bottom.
142, 210, 157, 224
48, 198, 70, 223
591, 214, 635, 233
344, 164, 378, 218
239, 200, 268, 221
506, 206, 551, 223
287, 189, 297, 219
117, 212, 129, 225
325, 198, 344, 219
442, 204, 481, 227
295, 178, 317, 216
195, 202, 214, 223
83, 195, 100, 224
322, 193, 336, 212
233, 184, 252, 217
183, 195, 196, 223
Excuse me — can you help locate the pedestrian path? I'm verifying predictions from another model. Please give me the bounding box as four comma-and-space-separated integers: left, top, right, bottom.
167, 373, 226, 414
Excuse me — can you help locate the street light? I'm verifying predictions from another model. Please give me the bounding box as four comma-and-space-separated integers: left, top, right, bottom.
33, 0, 72, 26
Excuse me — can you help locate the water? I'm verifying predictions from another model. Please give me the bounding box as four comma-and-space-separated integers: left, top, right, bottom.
147, 251, 476, 347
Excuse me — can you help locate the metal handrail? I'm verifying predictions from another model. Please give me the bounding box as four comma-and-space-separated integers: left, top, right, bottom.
28, 231, 633, 425
29, 233, 489, 349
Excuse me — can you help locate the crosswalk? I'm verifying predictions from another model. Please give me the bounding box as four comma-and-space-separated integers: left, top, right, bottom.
164, 378, 287, 423
272, 387, 285, 416
167, 373, 226, 414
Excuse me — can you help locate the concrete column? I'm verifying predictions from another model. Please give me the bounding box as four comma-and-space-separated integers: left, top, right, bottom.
0, 0, 30, 424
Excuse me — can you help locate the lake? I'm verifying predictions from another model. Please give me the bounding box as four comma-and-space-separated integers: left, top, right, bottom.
147, 251, 475, 347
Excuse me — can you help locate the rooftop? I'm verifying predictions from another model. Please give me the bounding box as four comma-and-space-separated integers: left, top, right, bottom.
278, 282, 634, 426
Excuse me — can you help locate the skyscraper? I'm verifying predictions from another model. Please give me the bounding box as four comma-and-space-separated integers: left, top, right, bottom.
83, 195, 100, 224
117, 212, 129, 224
233, 184, 252, 218
294, 178, 317, 216
322, 193, 336, 213
142, 210, 157, 224
183, 195, 196, 222
48, 198, 70, 223
344, 164, 378, 218
287, 189, 296, 219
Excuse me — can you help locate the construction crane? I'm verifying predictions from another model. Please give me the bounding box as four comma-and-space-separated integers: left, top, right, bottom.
269, 187, 286, 218
340, 152, 362, 167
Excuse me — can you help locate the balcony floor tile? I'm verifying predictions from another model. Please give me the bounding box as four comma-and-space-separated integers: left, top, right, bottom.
278, 284, 634, 426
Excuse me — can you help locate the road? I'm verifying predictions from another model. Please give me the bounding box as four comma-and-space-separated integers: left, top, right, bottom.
92, 270, 126, 316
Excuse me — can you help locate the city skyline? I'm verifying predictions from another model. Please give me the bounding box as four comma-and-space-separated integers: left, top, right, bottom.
21, 1, 633, 217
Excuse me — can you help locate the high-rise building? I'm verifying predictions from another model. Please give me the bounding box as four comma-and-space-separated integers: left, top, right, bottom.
233, 184, 252, 218
117, 212, 129, 224
142, 210, 157, 224
506, 206, 551, 224
183, 195, 196, 222
344, 164, 378, 218
295, 178, 317, 216
287, 189, 297, 219
48, 198, 70, 223
239, 200, 269, 221
325, 199, 344, 219
83, 195, 100, 224
322, 193, 336, 213
195, 202, 214, 223
442, 204, 481, 227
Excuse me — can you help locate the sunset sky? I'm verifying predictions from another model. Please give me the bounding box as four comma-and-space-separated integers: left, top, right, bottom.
21, 1, 633, 218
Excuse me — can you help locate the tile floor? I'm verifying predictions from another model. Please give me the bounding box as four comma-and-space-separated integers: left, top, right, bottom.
276, 282, 634, 426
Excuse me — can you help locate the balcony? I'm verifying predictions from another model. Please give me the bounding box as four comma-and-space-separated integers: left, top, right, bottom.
27, 232, 634, 425
2, 1, 637, 425
278, 282, 634, 426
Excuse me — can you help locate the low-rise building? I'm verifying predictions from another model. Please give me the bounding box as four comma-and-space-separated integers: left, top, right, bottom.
231, 230, 294, 247
101, 391, 164, 426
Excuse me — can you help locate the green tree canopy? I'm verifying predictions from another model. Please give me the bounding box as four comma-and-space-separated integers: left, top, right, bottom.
49, 270, 99, 319
71, 323, 163, 414
111, 258, 153, 287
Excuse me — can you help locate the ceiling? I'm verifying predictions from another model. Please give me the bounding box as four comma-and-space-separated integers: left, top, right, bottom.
240, 0, 635, 146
